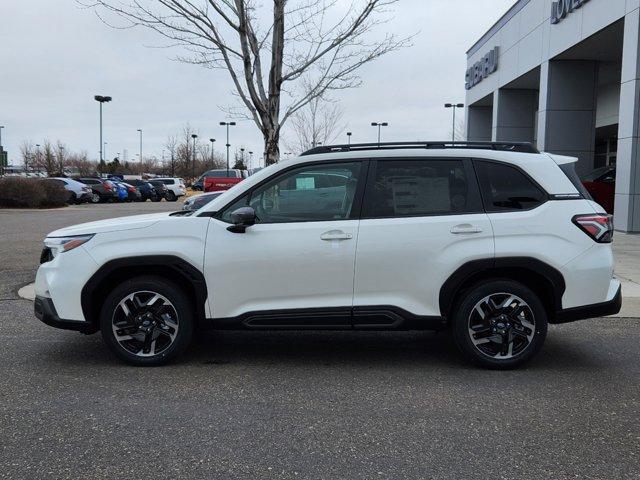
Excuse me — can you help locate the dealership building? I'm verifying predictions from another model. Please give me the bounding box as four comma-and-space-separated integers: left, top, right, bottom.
465, 0, 640, 232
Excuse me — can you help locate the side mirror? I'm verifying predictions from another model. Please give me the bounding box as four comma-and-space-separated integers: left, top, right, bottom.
227, 206, 256, 233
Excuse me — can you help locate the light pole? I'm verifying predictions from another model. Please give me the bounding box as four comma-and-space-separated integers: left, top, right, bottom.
35, 144, 40, 174
371, 122, 388, 146
103, 142, 107, 161
347, 131, 352, 145
137, 129, 143, 173
0, 126, 5, 176
58, 145, 65, 175
240, 147, 245, 168
249, 151, 253, 169
94, 95, 112, 162
445, 103, 464, 142
191, 134, 198, 178
209, 138, 216, 167
219, 121, 236, 175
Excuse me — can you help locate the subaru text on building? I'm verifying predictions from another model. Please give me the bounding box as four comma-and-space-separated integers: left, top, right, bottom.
34, 142, 621, 368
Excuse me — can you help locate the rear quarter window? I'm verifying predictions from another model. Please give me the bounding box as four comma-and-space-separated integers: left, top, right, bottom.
475, 161, 547, 212
560, 163, 593, 200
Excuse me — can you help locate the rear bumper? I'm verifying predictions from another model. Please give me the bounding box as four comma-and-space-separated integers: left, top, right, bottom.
554, 284, 622, 324
34, 296, 97, 334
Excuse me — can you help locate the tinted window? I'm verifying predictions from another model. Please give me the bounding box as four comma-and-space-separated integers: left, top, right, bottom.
160, 179, 174, 185
475, 161, 546, 212
363, 159, 482, 218
221, 162, 362, 223
204, 170, 240, 178
560, 163, 593, 200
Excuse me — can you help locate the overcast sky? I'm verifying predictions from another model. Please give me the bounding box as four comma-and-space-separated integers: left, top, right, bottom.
0, 0, 514, 168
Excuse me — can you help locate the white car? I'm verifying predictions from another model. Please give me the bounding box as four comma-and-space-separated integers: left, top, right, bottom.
48, 177, 93, 204
153, 177, 186, 201
34, 141, 621, 368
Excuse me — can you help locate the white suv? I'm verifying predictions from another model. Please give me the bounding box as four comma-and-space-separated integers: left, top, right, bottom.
34, 142, 621, 368
153, 177, 186, 201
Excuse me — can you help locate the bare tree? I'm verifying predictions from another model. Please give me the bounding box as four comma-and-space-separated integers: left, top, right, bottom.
20, 141, 35, 173
165, 134, 179, 176
285, 96, 345, 154
86, 0, 411, 164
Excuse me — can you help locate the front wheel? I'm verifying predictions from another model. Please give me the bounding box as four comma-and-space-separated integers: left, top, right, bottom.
99, 276, 194, 366
90, 192, 100, 204
451, 280, 548, 369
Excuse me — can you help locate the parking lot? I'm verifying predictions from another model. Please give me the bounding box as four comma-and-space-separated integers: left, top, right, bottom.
1, 202, 639, 479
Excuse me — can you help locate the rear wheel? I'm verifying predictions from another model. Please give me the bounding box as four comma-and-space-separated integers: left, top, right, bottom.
451, 280, 548, 369
90, 192, 100, 203
99, 276, 194, 366
166, 191, 177, 202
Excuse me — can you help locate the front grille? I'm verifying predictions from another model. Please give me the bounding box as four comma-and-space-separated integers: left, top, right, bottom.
40, 247, 53, 264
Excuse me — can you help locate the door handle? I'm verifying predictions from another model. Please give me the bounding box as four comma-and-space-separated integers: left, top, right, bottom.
450, 224, 483, 235
321, 230, 353, 241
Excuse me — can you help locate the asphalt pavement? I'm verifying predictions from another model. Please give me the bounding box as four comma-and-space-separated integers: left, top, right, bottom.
0, 202, 639, 479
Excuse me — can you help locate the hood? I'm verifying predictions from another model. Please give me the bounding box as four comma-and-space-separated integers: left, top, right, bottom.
47, 212, 172, 237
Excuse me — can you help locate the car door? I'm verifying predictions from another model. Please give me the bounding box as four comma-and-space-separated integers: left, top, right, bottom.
204, 160, 366, 327
352, 157, 494, 324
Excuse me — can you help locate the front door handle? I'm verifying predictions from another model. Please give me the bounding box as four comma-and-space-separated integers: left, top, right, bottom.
450, 224, 483, 235
321, 230, 353, 241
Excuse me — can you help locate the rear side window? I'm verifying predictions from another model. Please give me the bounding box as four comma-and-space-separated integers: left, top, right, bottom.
161, 179, 175, 185
363, 159, 483, 218
475, 161, 546, 212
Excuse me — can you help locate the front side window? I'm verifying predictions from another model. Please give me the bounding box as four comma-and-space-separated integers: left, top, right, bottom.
221, 162, 362, 223
475, 161, 546, 212
363, 159, 482, 218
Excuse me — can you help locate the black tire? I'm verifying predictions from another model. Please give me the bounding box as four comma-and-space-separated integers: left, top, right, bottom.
151, 196, 161, 202
90, 192, 100, 204
68, 192, 77, 204
451, 279, 548, 370
99, 276, 194, 366
166, 191, 177, 202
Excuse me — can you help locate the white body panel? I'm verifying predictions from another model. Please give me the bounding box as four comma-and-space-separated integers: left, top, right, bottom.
204, 218, 359, 318
354, 214, 494, 316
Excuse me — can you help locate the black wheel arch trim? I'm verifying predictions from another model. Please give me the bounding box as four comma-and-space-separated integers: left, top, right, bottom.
80, 255, 208, 328
439, 257, 566, 319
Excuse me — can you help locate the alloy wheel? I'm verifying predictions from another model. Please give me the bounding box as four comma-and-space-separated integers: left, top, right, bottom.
111, 291, 179, 357
467, 293, 536, 360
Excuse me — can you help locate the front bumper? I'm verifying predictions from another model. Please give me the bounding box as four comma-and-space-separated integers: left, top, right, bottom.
34, 296, 97, 334
555, 284, 622, 324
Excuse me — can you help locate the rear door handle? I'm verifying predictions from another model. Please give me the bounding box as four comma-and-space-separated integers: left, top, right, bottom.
321, 230, 353, 241
450, 224, 483, 235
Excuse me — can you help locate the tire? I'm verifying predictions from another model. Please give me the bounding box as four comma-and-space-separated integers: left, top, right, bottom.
99, 276, 194, 366
90, 192, 100, 204
151, 196, 161, 202
166, 191, 177, 202
451, 279, 548, 370
68, 192, 77, 204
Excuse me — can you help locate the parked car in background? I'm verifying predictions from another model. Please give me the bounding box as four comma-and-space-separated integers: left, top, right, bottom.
182, 191, 224, 212
148, 180, 169, 201
120, 182, 142, 202
202, 169, 246, 192
111, 181, 129, 202
128, 179, 158, 202
153, 177, 186, 201
76, 177, 120, 203
582, 165, 616, 214
247, 167, 263, 176
48, 177, 93, 204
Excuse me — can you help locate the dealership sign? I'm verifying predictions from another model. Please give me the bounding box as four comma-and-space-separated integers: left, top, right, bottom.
551, 0, 591, 24
465, 47, 499, 90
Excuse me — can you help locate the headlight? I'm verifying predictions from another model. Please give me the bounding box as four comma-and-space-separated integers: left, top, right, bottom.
44, 234, 95, 256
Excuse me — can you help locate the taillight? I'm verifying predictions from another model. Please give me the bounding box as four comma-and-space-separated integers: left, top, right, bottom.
128, 186, 135, 192
572, 214, 614, 243
104, 183, 112, 191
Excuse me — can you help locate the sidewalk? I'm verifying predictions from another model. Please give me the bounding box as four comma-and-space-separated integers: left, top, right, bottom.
613, 233, 640, 317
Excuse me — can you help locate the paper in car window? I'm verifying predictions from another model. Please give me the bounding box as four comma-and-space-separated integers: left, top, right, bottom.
296, 177, 315, 190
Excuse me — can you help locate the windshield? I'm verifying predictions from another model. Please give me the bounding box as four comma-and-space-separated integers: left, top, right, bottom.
582, 166, 615, 182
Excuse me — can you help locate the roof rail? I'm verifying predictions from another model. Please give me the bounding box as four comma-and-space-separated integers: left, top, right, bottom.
300, 141, 540, 156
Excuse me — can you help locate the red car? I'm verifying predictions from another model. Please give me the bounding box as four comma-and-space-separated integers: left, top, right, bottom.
203, 169, 246, 192
582, 166, 616, 214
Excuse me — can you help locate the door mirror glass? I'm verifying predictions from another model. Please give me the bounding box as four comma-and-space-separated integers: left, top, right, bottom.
228, 206, 256, 233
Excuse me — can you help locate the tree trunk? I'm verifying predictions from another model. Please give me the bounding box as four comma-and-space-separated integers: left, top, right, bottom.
264, 125, 280, 165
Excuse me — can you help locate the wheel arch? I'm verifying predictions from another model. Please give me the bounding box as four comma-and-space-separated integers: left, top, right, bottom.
81, 255, 208, 329
439, 257, 566, 322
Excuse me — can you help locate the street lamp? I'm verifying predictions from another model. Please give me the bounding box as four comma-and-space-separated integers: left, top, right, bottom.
0, 126, 5, 176
219, 121, 236, 175
191, 134, 198, 178
209, 138, 216, 167
444, 103, 464, 142
240, 147, 245, 167
35, 144, 40, 174
58, 145, 65, 174
94, 95, 112, 162
137, 129, 143, 173
347, 131, 352, 145
103, 142, 107, 161
371, 122, 388, 146
249, 151, 254, 168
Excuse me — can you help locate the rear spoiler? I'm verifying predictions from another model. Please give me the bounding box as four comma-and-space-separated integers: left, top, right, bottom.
544, 152, 578, 166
